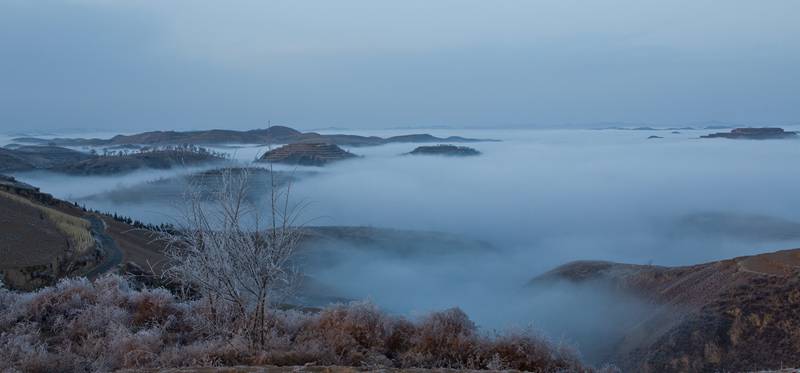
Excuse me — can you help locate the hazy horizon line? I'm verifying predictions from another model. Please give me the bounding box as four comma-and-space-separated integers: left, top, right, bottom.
4, 120, 800, 136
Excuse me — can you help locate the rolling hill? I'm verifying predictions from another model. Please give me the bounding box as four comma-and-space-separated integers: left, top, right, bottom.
0, 145, 93, 172
258, 143, 358, 166
1, 145, 226, 175
13, 125, 498, 147
530, 249, 800, 372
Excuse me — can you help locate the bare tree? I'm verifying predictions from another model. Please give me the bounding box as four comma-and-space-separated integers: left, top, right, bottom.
159, 167, 303, 345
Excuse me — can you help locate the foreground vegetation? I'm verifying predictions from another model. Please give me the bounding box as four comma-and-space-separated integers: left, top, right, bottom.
0, 275, 588, 372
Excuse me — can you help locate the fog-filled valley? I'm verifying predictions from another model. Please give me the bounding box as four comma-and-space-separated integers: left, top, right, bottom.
10, 128, 800, 267
5, 127, 800, 365
3, 1, 800, 370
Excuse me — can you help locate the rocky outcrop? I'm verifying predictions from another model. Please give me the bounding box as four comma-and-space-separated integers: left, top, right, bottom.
407, 144, 481, 156
259, 143, 357, 166
702, 127, 798, 139
0, 174, 57, 205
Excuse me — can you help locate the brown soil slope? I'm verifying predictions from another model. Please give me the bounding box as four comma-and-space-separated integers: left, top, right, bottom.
0, 192, 67, 269
103, 217, 167, 274
0, 175, 168, 288
533, 249, 800, 372
0, 176, 98, 289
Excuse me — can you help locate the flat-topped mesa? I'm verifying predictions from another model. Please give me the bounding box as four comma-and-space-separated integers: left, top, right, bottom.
407, 144, 481, 156
702, 127, 798, 139
259, 143, 357, 166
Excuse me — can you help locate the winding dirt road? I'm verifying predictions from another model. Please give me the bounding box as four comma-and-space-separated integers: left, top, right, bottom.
85, 215, 123, 278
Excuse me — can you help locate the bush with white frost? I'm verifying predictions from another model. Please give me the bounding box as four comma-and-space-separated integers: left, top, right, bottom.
157, 167, 303, 346
0, 275, 587, 372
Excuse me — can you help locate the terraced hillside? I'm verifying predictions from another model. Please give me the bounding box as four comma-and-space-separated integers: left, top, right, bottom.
259, 143, 357, 166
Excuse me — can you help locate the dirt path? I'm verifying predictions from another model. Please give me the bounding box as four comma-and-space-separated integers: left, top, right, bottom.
85, 215, 123, 278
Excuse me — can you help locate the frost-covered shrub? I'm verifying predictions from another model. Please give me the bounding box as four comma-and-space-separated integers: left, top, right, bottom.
0, 275, 584, 372
402, 307, 480, 368
293, 301, 393, 365
485, 329, 580, 372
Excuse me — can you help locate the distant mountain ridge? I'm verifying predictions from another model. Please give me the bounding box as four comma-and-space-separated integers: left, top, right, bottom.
13, 125, 499, 147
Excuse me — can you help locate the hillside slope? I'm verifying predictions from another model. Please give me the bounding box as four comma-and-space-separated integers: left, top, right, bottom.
531, 249, 800, 372
0, 146, 92, 172
259, 143, 357, 166
0, 175, 168, 289
0, 176, 98, 289
54, 149, 225, 175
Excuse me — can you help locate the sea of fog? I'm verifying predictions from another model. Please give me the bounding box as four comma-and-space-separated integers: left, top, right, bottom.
5, 128, 800, 357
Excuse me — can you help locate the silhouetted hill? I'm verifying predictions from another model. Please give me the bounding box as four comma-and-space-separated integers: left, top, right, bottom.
702, 127, 798, 139
386, 134, 487, 143
13, 126, 498, 147
55, 149, 225, 175
1, 145, 225, 175
0, 146, 93, 172
407, 144, 481, 156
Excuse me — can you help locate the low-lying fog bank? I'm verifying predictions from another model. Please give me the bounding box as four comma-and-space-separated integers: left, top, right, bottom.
5, 128, 800, 362
291, 129, 800, 265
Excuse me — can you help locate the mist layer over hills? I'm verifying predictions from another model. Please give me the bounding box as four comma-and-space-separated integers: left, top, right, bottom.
5, 128, 800, 358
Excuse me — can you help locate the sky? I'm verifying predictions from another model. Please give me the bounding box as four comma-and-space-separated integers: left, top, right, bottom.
1, 0, 798, 132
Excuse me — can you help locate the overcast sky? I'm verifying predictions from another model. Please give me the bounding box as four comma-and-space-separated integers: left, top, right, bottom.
1, 0, 798, 131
